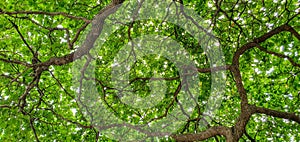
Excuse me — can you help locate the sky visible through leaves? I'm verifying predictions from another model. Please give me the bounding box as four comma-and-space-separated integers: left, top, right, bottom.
0, 0, 299, 141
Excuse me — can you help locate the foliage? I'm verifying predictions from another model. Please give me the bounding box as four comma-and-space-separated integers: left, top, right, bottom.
0, 0, 299, 141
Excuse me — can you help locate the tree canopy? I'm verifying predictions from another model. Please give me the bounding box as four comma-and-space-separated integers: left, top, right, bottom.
0, 0, 299, 141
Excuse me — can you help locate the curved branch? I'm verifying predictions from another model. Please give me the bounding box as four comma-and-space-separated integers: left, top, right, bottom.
232, 24, 300, 65
244, 129, 256, 142
171, 126, 233, 142
228, 22, 300, 142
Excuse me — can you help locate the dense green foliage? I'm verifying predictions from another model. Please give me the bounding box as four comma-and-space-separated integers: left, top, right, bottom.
0, 0, 299, 141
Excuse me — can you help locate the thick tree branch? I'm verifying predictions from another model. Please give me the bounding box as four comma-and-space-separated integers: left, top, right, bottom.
171, 126, 233, 142
33, 0, 125, 67
233, 24, 300, 64
250, 105, 300, 124
228, 24, 300, 142
231, 108, 253, 141
230, 65, 248, 106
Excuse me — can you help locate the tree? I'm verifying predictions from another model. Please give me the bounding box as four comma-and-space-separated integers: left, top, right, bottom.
0, 0, 299, 141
